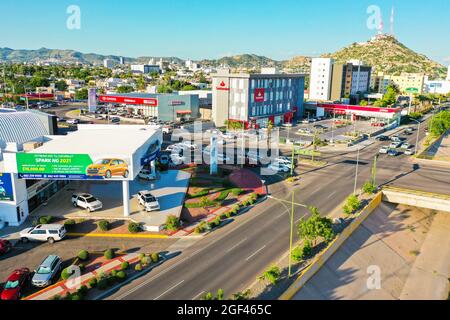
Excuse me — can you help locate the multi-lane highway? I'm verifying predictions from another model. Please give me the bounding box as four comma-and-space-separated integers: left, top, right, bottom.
105, 115, 449, 300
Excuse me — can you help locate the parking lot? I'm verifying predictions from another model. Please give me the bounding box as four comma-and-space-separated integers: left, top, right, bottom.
0, 234, 177, 298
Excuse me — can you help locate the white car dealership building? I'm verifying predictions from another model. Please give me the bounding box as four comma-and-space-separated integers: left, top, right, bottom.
0, 109, 162, 227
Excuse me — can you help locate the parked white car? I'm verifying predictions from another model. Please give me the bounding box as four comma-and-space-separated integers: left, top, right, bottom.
267, 163, 290, 173
137, 191, 160, 212
404, 148, 415, 155
400, 143, 411, 149
180, 141, 198, 150
20, 224, 66, 244
138, 169, 157, 180
71, 193, 103, 212
379, 146, 389, 154
162, 126, 173, 134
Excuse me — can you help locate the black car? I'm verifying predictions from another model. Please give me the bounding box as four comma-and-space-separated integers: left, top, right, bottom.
376, 135, 389, 141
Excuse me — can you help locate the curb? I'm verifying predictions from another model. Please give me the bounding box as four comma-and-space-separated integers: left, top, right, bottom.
66, 232, 168, 239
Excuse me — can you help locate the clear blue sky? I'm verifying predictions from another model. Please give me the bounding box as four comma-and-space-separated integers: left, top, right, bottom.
1, 0, 449, 64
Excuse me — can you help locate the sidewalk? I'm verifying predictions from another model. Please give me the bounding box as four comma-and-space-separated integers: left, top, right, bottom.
23, 252, 141, 300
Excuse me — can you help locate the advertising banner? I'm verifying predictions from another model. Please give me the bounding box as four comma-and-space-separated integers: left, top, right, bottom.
16, 153, 133, 181
88, 88, 97, 112
0, 173, 14, 201
254, 88, 265, 103
99, 95, 158, 106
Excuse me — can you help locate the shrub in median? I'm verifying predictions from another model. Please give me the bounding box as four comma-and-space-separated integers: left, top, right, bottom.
121, 261, 129, 270
128, 222, 140, 233
362, 181, 377, 194
88, 277, 97, 288
231, 188, 244, 196
97, 278, 108, 290
77, 250, 89, 261
140, 256, 151, 266
115, 270, 127, 282
343, 194, 362, 215
61, 266, 74, 280
104, 249, 115, 260
302, 240, 313, 258
71, 293, 82, 300
291, 246, 304, 262
98, 220, 110, 231
259, 265, 281, 285
77, 285, 88, 297
135, 263, 143, 271
151, 252, 159, 263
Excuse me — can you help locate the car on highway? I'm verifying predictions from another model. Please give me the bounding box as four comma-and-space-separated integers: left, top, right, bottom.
404, 148, 415, 155
389, 141, 402, 149
137, 191, 160, 212
138, 169, 157, 181
267, 163, 290, 173
180, 141, 198, 150
31, 255, 62, 287
165, 143, 183, 153
375, 135, 389, 141
301, 119, 311, 124
0, 268, 31, 300
298, 128, 312, 135
20, 224, 66, 244
391, 135, 404, 142
272, 156, 294, 166
313, 124, 327, 130
400, 142, 412, 149
282, 123, 293, 127
72, 193, 103, 212
387, 149, 400, 157
379, 146, 389, 154
0, 239, 12, 255
405, 127, 415, 133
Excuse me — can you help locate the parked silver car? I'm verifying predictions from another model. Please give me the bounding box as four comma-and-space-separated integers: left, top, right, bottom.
32, 255, 62, 287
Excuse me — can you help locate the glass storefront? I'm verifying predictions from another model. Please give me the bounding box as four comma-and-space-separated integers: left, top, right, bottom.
27, 180, 69, 213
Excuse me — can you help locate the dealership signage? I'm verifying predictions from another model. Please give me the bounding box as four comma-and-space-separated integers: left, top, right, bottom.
0, 173, 14, 201
99, 95, 158, 106
16, 153, 133, 181
254, 88, 265, 103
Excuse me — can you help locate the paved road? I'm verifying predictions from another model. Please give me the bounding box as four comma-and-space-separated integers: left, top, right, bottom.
105, 115, 449, 300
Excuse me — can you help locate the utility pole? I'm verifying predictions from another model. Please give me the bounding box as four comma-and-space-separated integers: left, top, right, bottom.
288, 189, 295, 278
353, 147, 360, 195
372, 155, 378, 186
290, 141, 295, 177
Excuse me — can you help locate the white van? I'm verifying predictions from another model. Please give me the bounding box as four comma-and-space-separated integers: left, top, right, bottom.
20, 224, 66, 244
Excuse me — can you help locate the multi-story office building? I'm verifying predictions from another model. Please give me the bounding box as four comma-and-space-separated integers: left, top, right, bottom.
103, 58, 115, 69
371, 72, 426, 94
309, 59, 372, 102
309, 58, 334, 101
212, 69, 305, 128
131, 64, 161, 74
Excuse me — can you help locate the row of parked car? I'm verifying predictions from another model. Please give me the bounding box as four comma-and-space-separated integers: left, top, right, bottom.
0, 253, 63, 300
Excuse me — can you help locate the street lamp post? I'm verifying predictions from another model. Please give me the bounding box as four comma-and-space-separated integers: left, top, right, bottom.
353, 147, 360, 195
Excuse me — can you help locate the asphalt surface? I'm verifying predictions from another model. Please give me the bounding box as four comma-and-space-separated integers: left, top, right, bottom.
104, 114, 450, 300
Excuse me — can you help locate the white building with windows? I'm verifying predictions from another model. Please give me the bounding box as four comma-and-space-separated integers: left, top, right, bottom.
309, 58, 334, 101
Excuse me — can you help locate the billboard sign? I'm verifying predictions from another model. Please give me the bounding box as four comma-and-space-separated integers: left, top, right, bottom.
99, 95, 158, 106
254, 88, 265, 103
0, 173, 14, 201
16, 153, 133, 181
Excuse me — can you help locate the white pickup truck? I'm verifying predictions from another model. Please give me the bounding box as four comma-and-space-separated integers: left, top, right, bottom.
71, 193, 103, 212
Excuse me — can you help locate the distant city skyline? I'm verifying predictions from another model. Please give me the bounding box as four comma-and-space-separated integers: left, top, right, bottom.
1, 0, 449, 64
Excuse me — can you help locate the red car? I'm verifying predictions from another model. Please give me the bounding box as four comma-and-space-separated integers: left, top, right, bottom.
1, 268, 31, 300
0, 240, 12, 255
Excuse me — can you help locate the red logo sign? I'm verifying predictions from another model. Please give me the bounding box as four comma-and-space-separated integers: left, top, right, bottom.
254, 88, 265, 102
99, 95, 158, 106
216, 80, 229, 91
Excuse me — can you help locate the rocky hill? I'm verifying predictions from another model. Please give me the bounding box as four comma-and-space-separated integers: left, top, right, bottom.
321, 34, 446, 79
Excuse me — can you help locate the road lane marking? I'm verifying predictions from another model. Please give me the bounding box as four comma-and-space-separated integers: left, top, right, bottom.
153, 280, 185, 300
225, 238, 247, 253
267, 195, 308, 207
245, 245, 266, 261
327, 191, 337, 199
192, 290, 205, 300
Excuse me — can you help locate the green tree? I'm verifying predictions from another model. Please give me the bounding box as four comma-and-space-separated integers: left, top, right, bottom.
116, 85, 134, 93
75, 88, 88, 100
297, 207, 335, 245
55, 80, 68, 91
165, 215, 181, 231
